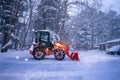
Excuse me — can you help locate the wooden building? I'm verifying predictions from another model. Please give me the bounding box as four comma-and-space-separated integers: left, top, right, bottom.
99, 38, 120, 50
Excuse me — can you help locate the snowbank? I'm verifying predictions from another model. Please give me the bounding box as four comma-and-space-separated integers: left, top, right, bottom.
107, 45, 120, 52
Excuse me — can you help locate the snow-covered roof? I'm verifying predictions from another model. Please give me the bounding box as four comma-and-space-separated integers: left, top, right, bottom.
100, 38, 120, 45
106, 38, 120, 44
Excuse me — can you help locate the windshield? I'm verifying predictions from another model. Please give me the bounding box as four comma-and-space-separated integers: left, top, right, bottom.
41, 33, 49, 42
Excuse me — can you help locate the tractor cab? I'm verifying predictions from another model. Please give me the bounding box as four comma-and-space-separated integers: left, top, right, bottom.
35, 31, 53, 49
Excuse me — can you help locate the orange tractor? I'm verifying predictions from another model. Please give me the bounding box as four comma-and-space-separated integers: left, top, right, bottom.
29, 30, 79, 61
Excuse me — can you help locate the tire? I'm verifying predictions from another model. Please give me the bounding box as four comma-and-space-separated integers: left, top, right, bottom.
54, 49, 65, 60
117, 52, 120, 55
33, 47, 45, 60
110, 52, 115, 55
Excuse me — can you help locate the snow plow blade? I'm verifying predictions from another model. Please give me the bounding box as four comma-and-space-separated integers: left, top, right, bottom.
64, 52, 79, 61
67, 52, 79, 61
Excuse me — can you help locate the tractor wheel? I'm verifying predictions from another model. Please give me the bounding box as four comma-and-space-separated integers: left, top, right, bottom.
54, 49, 65, 60
33, 47, 45, 60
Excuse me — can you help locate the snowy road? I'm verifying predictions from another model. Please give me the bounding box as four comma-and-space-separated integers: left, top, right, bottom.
0, 50, 120, 80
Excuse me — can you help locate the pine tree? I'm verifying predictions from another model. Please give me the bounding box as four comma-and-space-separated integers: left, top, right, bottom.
36, 0, 57, 30
0, 0, 27, 51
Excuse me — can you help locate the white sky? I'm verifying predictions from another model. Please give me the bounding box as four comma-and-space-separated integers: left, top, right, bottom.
102, 0, 120, 13
68, 0, 120, 15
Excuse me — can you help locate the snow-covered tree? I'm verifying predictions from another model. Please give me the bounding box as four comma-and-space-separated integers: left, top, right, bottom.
65, 0, 110, 50
108, 10, 120, 40
36, 0, 58, 30
34, 0, 67, 42
18, 0, 38, 50
0, 0, 27, 52
0, 0, 120, 51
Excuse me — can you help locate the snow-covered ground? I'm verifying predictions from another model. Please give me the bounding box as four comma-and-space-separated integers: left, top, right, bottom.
0, 50, 120, 80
